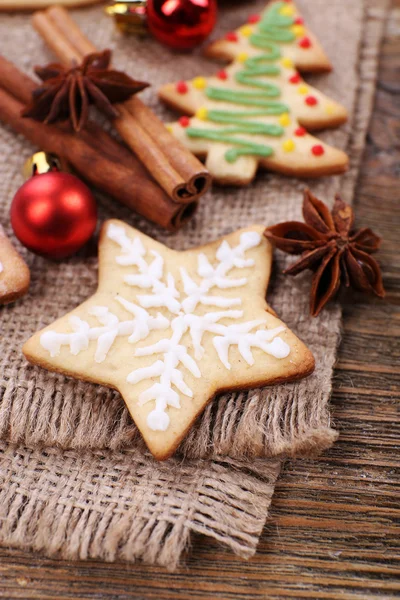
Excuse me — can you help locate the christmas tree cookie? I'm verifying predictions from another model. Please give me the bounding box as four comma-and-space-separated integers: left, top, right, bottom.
23, 220, 314, 460
159, 0, 348, 185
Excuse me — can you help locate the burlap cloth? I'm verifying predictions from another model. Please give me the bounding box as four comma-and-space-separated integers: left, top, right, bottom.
0, 0, 388, 567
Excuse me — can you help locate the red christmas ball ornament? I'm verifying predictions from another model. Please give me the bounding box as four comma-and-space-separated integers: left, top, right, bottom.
11, 153, 97, 260
147, 0, 217, 50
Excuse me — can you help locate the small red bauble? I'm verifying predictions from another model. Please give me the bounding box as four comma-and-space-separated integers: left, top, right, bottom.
311, 144, 325, 156
305, 95, 318, 106
176, 80, 188, 94
289, 73, 301, 84
179, 115, 190, 127
248, 14, 261, 24
147, 0, 217, 50
299, 36, 311, 49
11, 172, 97, 260
217, 69, 228, 80
295, 127, 307, 136
294, 17, 304, 24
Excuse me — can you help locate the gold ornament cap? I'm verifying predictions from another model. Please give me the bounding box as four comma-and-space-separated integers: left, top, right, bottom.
106, 0, 148, 35
23, 152, 68, 180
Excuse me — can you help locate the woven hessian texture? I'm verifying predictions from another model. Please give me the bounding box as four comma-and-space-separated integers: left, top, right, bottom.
0, 441, 280, 568
0, 0, 365, 460
0, 0, 388, 566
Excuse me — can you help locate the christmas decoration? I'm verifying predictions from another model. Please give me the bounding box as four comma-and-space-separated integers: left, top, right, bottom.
105, 0, 148, 35
148, 0, 217, 49
159, 0, 349, 183
23, 50, 149, 132
107, 0, 217, 50
264, 190, 385, 316
11, 152, 97, 260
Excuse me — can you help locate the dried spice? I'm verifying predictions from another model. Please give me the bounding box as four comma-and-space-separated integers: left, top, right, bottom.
22, 50, 149, 132
264, 189, 385, 316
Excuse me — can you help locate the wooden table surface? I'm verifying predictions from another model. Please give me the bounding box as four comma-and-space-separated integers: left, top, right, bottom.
0, 5, 399, 600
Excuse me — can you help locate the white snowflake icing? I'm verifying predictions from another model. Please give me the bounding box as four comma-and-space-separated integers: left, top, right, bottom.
40, 223, 290, 433
40, 297, 169, 364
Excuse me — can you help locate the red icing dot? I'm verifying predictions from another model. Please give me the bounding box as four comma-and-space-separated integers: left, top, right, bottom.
217, 69, 228, 80
289, 73, 301, 84
226, 32, 238, 42
179, 116, 190, 127
295, 127, 307, 136
299, 36, 312, 49
311, 144, 324, 156
294, 17, 304, 24
305, 95, 318, 106
176, 81, 188, 94
248, 14, 261, 24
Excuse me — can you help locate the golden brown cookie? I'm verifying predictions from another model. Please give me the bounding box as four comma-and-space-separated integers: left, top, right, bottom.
23, 220, 314, 460
0, 0, 104, 11
158, 0, 348, 185
0, 226, 30, 304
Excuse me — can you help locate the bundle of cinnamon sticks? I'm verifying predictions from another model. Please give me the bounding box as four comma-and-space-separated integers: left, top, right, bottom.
0, 7, 211, 230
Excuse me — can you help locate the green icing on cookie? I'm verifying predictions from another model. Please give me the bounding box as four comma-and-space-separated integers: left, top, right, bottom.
185, 1, 296, 163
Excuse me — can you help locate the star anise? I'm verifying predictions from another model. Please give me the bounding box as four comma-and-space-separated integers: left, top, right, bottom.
264, 189, 385, 316
22, 49, 149, 132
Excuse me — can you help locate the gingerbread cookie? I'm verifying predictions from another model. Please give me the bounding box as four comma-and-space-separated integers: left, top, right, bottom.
23, 220, 315, 460
0, 226, 30, 304
159, 0, 348, 185
0, 0, 103, 11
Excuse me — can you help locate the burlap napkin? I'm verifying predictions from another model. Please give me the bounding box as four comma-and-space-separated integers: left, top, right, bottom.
0, 0, 388, 566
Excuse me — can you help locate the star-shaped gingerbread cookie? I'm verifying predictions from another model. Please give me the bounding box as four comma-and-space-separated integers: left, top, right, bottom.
159, 0, 348, 185
23, 221, 315, 459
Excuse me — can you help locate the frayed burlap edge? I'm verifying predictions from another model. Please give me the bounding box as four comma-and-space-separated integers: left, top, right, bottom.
0, 442, 280, 569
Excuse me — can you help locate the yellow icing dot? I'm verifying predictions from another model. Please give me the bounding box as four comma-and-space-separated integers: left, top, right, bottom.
282, 139, 295, 152
239, 25, 253, 37
291, 24, 305, 37
325, 103, 335, 115
192, 77, 207, 90
195, 107, 208, 120
237, 52, 249, 63
279, 5, 295, 16
297, 84, 309, 95
279, 113, 291, 127
165, 124, 173, 133
280, 57, 294, 69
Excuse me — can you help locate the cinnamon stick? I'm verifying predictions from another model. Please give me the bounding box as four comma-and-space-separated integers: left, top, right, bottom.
33, 7, 211, 204
0, 56, 197, 231
45, 5, 210, 198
